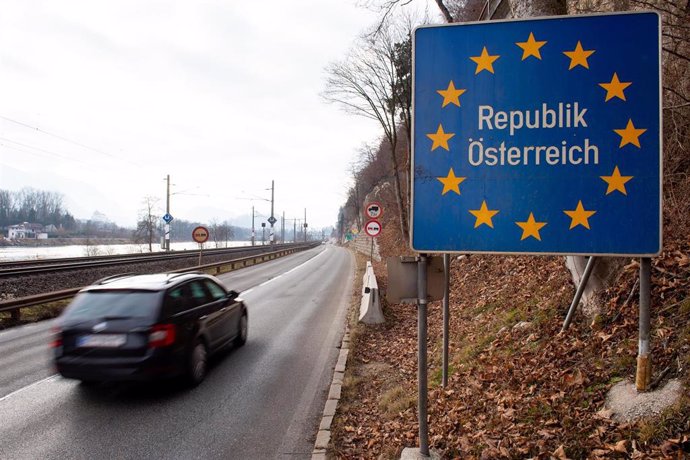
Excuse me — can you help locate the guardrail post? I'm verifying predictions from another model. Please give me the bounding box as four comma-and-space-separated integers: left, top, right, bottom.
11, 308, 20, 322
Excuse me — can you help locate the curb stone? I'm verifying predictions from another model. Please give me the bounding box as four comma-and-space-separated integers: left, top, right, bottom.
311, 326, 350, 459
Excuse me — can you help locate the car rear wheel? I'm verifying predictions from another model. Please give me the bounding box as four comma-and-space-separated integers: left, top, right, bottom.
234, 313, 248, 347
187, 340, 208, 386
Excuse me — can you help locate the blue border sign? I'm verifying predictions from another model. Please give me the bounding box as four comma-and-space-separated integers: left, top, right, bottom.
411, 12, 661, 256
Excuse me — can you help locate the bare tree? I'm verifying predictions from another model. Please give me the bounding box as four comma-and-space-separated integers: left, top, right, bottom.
323, 18, 418, 240
358, 0, 453, 28
210, 220, 233, 248
133, 196, 160, 253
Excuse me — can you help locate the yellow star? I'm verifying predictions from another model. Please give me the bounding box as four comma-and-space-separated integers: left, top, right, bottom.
563, 41, 595, 70
563, 200, 596, 230
516, 213, 547, 241
437, 168, 466, 195
600, 166, 633, 195
516, 32, 547, 60
437, 81, 467, 108
426, 124, 455, 151
599, 73, 632, 102
470, 47, 500, 74
469, 200, 499, 228
614, 119, 647, 148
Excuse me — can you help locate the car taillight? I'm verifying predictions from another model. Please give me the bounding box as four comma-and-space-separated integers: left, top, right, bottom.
148, 324, 176, 348
50, 325, 62, 348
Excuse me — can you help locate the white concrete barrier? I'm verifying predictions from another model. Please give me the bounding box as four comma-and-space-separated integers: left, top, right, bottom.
359, 261, 384, 324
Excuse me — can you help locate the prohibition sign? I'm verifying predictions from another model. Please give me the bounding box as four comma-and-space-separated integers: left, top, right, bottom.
364, 219, 382, 237
192, 226, 209, 244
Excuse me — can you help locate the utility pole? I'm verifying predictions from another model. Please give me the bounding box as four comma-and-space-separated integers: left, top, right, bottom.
251, 205, 255, 246
165, 174, 171, 251
281, 211, 285, 243
304, 208, 307, 242
269, 180, 275, 245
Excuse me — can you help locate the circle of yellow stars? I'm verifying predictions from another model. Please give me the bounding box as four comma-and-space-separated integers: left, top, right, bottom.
425, 32, 648, 242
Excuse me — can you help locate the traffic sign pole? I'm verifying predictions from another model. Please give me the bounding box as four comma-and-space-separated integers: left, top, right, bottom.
417, 254, 429, 457
192, 226, 209, 265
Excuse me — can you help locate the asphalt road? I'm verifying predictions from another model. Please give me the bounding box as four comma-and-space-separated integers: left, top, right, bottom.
0, 244, 354, 459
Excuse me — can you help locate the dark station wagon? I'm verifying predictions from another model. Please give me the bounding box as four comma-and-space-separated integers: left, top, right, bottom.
52, 272, 248, 386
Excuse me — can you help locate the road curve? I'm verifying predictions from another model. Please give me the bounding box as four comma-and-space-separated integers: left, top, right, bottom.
0, 244, 353, 459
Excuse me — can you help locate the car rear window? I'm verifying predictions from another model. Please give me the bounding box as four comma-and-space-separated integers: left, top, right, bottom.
62, 290, 161, 322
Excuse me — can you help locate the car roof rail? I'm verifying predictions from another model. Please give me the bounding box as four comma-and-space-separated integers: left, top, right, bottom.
166, 271, 203, 283
93, 273, 137, 285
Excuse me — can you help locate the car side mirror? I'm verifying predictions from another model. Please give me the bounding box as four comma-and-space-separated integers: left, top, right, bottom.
227, 290, 239, 300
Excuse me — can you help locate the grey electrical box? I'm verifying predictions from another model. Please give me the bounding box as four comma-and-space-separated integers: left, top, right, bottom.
386, 256, 445, 304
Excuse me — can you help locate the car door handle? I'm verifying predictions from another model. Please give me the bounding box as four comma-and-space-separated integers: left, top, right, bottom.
220, 307, 228, 312
200, 315, 208, 320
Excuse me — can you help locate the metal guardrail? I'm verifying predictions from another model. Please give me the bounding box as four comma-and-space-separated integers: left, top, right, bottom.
0, 243, 319, 320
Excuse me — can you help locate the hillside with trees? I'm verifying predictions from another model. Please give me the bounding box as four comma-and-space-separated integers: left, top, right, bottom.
329, 0, 689, 458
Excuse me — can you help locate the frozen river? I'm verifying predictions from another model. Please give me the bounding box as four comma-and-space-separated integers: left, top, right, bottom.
0, 241, 253, 262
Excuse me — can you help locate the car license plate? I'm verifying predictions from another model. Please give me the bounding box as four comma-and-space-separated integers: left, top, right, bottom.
77, 334, 126, 348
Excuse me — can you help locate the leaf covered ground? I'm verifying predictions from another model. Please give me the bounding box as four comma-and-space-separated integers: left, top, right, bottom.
331, 227, 690, 459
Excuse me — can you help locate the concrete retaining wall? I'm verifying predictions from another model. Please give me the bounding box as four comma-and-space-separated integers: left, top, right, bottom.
351, 234, 381, 262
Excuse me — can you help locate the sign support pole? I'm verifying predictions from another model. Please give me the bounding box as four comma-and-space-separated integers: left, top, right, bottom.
562, 256, 598, 331
370, 237, 374, 261
417, 254, 429, 456
636, 257, 652, 391
442, 253, 450, 388
198, 243, 203, 266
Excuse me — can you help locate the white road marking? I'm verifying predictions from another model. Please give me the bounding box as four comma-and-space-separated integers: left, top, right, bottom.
0, 375, 58, 403
242, 249, 327, 296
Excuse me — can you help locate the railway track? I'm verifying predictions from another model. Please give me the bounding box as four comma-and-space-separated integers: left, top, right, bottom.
0, 243, 298, 278
0, 242, 320, 322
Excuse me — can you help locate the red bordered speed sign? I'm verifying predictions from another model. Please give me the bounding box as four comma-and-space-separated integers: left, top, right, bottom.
192, 226, 209, 243
364, 219, 382, 237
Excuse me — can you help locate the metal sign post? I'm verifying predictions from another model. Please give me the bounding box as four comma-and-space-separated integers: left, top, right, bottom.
192, 226, 209, 265
442, 253, 450, 388
364, 219, 382, 262
417, 254, 429, 457
637, 257, 652, 391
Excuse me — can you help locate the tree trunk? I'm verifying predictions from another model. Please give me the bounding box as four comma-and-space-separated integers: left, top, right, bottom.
434, 0, 454, 23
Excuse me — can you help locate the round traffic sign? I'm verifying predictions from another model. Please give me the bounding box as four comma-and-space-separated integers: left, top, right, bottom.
192, 226, 209, 243
365, 202, 383, 219
364, 219, 382, 237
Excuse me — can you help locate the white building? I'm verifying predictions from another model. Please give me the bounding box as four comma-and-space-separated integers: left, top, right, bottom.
7, 222, 44, 239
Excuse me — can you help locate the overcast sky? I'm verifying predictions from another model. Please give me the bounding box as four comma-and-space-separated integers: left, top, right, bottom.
0, 1, 437, 230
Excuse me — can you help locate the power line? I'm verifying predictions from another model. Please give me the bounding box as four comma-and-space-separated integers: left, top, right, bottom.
0, 136, 90, 164
0, 114, 118, 159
